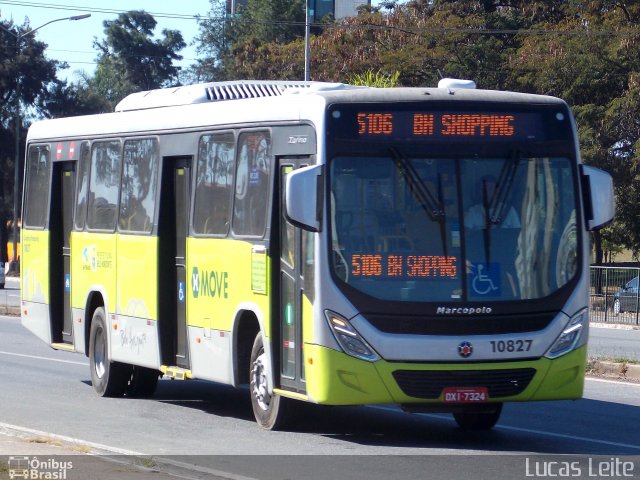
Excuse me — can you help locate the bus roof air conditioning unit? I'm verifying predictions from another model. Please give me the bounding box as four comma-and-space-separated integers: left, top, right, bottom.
115, 80, 343, 112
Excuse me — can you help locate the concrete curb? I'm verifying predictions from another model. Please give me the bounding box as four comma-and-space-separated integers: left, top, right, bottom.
0, 306, 20, 316
587, 360, 640, 382
0, 425, 201, 480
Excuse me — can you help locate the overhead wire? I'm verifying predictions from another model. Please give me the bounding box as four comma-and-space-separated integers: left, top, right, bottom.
2, 0, 639, 36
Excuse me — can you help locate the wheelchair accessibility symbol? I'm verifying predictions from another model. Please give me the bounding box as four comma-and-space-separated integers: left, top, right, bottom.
178, 281, 185, 303
470, 263, 501, 297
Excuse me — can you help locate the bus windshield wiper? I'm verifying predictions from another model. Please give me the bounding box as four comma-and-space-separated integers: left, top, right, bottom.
389, 148, 448, 257
482, 150, 521, 266
487, 150, 521, 226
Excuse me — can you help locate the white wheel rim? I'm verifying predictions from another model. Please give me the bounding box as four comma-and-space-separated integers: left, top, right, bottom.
94, 327, 106, 379
251, 352, 271, 411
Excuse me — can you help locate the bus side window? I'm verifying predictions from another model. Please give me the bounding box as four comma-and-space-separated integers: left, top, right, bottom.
119, 138, 159, 233
86, 141, 122, 231
74, 142, 91, 230
24, 145, 52, 229
233, 132, 271, 237
193, 133, 235, 235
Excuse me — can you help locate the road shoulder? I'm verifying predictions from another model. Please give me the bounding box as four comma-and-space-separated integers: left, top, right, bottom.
0, 424, 184, 480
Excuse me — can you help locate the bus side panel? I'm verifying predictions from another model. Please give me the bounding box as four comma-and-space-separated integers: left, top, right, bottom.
21, 229, 52, 344
71, 231, 118, 328
111, 233, 161, 368
187, 237, 270, 383
70, 231, 88, 349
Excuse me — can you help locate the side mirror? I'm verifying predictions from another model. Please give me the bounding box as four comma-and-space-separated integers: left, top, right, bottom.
581, 165, 614, 231
285, 165, 323, 232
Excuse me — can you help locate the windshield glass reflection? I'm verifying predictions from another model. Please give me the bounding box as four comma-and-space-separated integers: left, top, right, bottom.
330, 155, 578, 302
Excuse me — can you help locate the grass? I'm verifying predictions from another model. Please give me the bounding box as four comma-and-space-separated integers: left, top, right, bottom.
134, 457, 158, 469
589, 356, 640, 365
27, 436, 63, 447
587, 356, 640, 383
71, 443, 93, 454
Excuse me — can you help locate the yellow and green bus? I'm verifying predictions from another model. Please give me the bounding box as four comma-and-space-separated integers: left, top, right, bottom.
21, 80, 614, 430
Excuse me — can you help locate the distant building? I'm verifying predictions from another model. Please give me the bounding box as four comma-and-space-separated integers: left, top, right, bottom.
226, 0, 371, 21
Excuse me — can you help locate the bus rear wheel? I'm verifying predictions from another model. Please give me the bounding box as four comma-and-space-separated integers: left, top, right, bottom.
89, 307, 129, 397
453, 403, 503, 430
249, 333, 294, 430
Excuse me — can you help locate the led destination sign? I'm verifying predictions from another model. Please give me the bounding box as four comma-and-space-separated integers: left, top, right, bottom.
351, 254, 458, 278
345, 110, 546, 142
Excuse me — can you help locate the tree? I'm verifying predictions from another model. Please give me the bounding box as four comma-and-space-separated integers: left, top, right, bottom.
348, 69, 400, 87
44, 79, 112, 117
90, 10, 186, 109
510, 1, 640, 261
191, 0, 305, 81
0, 19, 61, 258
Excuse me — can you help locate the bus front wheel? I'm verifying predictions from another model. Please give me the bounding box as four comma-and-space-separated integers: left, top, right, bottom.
453, 403, 503, 430
249, 333, 295, 430
89, 307, 129, 397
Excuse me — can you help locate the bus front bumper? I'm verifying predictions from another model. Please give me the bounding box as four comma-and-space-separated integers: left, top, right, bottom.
303, 344, 586, 406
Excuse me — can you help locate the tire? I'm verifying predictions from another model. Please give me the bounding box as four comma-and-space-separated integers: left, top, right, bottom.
613, 298, 621, 316
126, 366, 160, 398
453, 403, 503, 430
89, 307, 130, 397
249, 333, 295, 430
0, 283, 4, 289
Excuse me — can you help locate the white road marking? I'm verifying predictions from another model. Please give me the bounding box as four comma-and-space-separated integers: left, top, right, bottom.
495, 424, 640, 451
0, 350, 88, 366
0, 421, 144, 455
587, 376, 640, 387
371, 377, 640, 453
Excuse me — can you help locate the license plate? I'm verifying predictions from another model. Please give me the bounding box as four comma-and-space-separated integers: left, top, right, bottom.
443, 387, 489, 403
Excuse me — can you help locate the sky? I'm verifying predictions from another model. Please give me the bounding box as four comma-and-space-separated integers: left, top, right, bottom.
0, 0, 384, 83
0, 0, 213, 82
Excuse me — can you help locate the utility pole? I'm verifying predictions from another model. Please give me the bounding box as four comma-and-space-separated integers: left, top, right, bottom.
304, 0, 311, 81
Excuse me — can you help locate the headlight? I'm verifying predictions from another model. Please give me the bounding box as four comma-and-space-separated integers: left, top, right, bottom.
545, 309, 588, 359
325, 310, 380, 362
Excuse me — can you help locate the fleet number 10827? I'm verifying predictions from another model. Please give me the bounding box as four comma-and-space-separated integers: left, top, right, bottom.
490, 339, 533, 353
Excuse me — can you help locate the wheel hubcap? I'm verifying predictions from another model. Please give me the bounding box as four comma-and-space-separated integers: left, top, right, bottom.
94, 328, 106, 379
251, 352, 270, 411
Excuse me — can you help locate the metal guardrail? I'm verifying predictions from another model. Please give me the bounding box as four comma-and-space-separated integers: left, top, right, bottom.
590, 266, 640, 325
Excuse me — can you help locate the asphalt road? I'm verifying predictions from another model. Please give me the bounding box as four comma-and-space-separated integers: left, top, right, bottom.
589, 324, 640, 361
1, 315, 639, 479
0, 276, 20, 311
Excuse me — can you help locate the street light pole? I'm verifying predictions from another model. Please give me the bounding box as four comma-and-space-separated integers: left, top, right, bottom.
304, 0, 310, 81
5, 13, 91, 273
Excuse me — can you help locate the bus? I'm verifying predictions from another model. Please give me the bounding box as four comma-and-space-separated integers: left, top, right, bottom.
21, 79, 614, 430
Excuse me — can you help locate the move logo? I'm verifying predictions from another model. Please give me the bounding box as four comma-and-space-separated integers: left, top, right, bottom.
192, 266, 229, 299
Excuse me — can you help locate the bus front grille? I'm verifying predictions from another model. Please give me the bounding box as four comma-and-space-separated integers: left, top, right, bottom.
392, 368, 537, 399
366, 313, 555, 335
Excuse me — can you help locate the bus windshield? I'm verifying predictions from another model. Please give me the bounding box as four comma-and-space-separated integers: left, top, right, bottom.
330, 154, 579, 303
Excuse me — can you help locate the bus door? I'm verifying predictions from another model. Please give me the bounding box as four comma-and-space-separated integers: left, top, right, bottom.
159, 157, 192, 369
50, 161, 75, 345
277, 159, 310, 393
